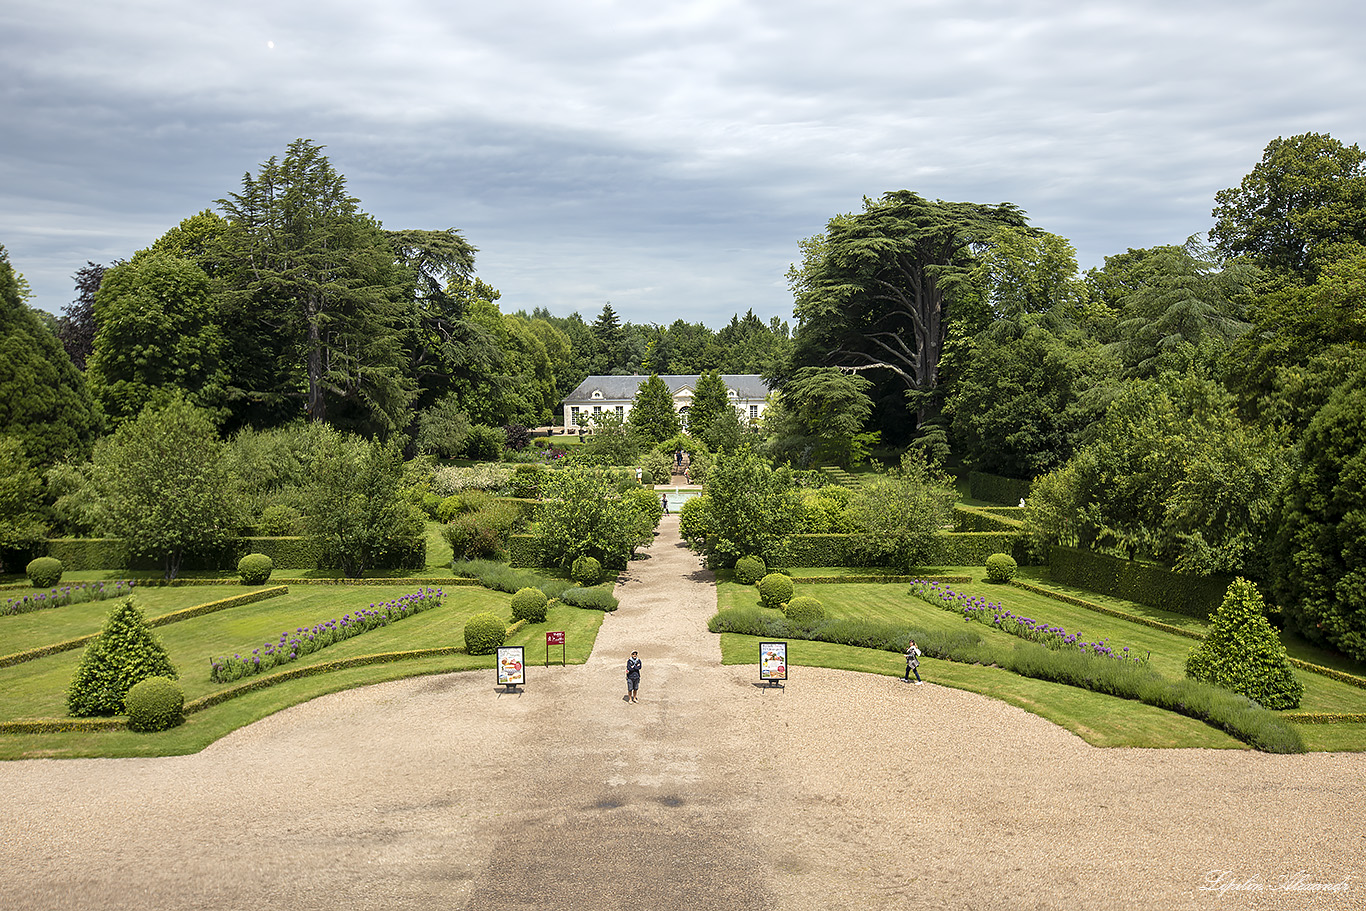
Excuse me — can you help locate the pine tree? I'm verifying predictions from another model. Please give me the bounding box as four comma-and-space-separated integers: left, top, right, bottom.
688, 370, 731, 437
67, 599, 178, 717
627, 374, 680, 443
1185, 577, 1302, 710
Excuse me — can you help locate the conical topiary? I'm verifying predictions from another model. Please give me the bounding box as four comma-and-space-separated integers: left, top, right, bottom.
66, 598, 179, 717
1185, 578, 1302, 710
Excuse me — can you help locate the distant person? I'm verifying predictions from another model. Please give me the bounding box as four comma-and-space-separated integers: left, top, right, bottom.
626, 650, 642, 703
675, 448, 683, 468
661, 493, 670, 515
904, 639, 923, 685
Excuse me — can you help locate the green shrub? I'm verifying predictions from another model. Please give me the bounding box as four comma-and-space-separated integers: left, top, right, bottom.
66, 598, 178, 716
1049, 545, 1228, 619
258, 505, 299, 536
510, 463, 548, 499
125, 676, 185, 732
436, 495, 466, 523
511, 587, 549, 624
571, 555, 603, 585
237, 553, 274, 585
462, 424, 506, 461
559, 585, 619, 611
444, 501, 522, 561
734, 555, 766, 585
640, 449, 673, 485
985, 553, 1018, 583
784, 595, 827, 622
1186, 577, 1303, 710
463, 612, 507, 655
758, 572, 793, 609
678, 494, 712, 545
26, 556, 63, 588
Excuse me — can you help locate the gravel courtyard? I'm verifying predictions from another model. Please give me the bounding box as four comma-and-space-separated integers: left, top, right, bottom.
1, 517, 1362, 910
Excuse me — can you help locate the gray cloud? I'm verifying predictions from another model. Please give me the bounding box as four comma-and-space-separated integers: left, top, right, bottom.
3, 0, 1363, 327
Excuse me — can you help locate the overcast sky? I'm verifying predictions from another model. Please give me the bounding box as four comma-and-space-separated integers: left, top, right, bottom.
3, 0, 1363, 328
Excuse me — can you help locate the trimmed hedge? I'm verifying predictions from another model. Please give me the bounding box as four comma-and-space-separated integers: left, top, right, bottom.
953, 505, 1025, 533
780, 532, 1025, 568
1048, 546, 1231, 619
507, 534, 546, 568
968, 471, 1033, 506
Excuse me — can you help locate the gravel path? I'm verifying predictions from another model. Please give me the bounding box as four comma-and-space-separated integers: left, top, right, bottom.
1, 517, 1363, 910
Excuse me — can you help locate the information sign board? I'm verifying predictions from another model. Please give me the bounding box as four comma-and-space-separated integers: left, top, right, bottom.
759, 641, 787, 682
496, 645, 525, 686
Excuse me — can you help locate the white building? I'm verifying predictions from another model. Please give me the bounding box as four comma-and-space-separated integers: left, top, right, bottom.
561, 375, 771, 432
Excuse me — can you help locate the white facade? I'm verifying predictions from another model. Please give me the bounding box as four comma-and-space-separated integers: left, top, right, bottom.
561, 375, 770, 431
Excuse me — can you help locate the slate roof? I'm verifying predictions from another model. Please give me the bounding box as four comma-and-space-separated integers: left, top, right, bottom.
564, 375, 770, 402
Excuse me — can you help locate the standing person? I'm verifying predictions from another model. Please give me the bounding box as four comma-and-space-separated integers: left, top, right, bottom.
904, 638, 923, 685
626, 650, 642, 703
661, 493, 670, 515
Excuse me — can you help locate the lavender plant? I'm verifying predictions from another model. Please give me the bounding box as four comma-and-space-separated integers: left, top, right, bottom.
2, 580, 136, 617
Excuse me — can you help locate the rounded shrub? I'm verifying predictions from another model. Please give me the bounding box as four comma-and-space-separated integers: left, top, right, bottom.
571, 555, 603, 586
985, 553, 1018, 584
734, 555, 766, 585
237, 553, 274, 585
510, 587, 549, 624
758, 572, 794, 610
26, 556, 63, 588
125, 676, 185, 732
464, 612, 507, 655
784, 595, 827, 623
258, 504, 299, 536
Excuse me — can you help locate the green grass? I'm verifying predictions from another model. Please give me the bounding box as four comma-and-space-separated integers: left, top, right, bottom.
717, 575, 1366, 751
0, 585, 605, 759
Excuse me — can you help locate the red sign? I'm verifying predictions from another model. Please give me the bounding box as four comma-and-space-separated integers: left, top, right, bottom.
546, 631, 565, 645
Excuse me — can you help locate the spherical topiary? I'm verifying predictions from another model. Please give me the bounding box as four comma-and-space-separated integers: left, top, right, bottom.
464, 612, 507, 655
784, 595, 827, 623
985, 553, 1018, 584
125, 676, 185, 732
571, 555, 603, 586
26, 556, 63, 589
734, 555, 766, 585
758, 572, 794, 610
237, 553, 274, 585
511, 587, 549, 624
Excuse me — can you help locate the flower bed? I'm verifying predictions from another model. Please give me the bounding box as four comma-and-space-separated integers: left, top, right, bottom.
909, 579, 1143, 663
209, 587, 445, 683
1, 581, 136, 617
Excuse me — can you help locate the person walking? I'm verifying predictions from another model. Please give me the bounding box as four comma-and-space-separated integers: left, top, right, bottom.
626, 650, 642, 703
660, 493, 670, 515
904, 639, 923, 685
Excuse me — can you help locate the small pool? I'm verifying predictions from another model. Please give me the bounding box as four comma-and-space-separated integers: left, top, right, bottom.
653, 487, 702, 512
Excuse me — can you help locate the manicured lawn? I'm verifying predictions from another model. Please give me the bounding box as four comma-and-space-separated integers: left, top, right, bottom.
0, 584, 605, 759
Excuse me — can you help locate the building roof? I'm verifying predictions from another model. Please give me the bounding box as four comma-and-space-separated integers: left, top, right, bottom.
564, 374, 770, 403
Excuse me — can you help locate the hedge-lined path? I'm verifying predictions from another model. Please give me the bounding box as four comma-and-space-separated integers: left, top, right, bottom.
2, 516, 1365, 910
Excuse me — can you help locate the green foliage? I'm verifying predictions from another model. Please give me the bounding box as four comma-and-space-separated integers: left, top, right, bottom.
237, 553, 274, 585
1271, 365, 1366, 660
846, 452, 957, 570
534, 468, 654, 570
784, 595, 827, 622
758, 572, 793, 609
1048, 545, 1230, 619
443, 500, 522, 561
510, 587, 549, 624
777, 366, 876, 468
258, 505, 299, 536
687, 371, 731, 438
302, 428, 426, 578
627, 374, 681, 443
695, 449, 801, 567
571, 555, 603, 585
558, 585, 619, 611
580, 411, 639, 465
1186, 578, 1303, 710
0, 245, 102, 467
66, 598, 179, 717
639, 449, 672, 485
91, 396, 240, 580
124, 676, 185, 732
796, 488, 856, 534
985, 553, 1017, 584
510, 463, 548, 499
624, 486, 665, 530
43, 460, 107, 537
968, 471, 1034, 506
26, 556, 63, 588
463, 612, 507, 655
678, 494, 712, 547
86, 252, 228, 425
733, 555, 766, 585
415, 394, 472, 459
462, 424, 506, 461
0, 438, 48, 570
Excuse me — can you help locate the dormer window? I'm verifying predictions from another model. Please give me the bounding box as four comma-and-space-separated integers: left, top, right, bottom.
591, 390, 603, 400
727, 389, 737, 398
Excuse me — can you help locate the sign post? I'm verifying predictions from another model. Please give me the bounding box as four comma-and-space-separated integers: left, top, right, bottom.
759, 641, 787, 688
546, 631, 566, 667
496, 645, 525, 691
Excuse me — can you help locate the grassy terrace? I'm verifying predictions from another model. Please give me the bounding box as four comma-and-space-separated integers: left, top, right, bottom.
715, 568, 1366, 753
0, 582, 605, 760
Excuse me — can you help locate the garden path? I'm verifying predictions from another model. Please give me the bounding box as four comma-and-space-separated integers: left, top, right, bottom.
1, 516, 1364, 910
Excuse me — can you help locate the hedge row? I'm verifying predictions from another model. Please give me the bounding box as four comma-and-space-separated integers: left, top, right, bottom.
968, 471, 1034, 506
778, 532, 1026, 569
1281, 713, 1366, 725
43, 536, 425, 573
495, 497, 541, 523
0, 586, 290, 669
1013, 578, 1366, 696
953, 504, 1025, 533
1048, 546, 1230, 619
508, 535, 548, 568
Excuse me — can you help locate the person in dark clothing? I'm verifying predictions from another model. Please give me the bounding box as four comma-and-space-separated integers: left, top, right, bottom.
626, 651, 642, 702
904, 639, 923, 684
